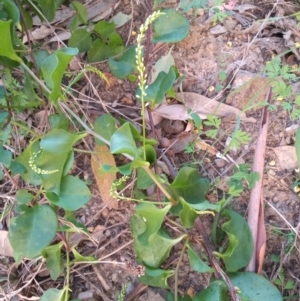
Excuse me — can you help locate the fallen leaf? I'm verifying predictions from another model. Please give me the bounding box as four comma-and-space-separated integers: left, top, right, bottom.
49, 31, 72, 43
195, 139, 217, 155
110, 12, 132, 28
91, 145, 118, 209
0, 230, 14, 257
177, 92, 256, 122
272, 146, 298, 171
121, 96, 134, 105
23, 25, 53, 43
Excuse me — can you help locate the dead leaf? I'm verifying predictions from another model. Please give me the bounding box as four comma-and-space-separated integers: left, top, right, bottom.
195, 139, 217, 155
91, 145, 118, 209
272, 146, 298, 171
121, 97, 134, 105
32, 0, 120, 25
177, 92, 256, 122
23, 25, 53, 43
49, 31, 72, 43
0, 230, 14, 257
256, 196, 266, 274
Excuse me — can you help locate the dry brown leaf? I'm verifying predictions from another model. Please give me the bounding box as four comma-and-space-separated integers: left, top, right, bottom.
91, 145, 118, 209
177, 92, 256, 122
195, 139, 217, 155
0, 230, 14, 257
23, 25, 53, 43
33, 0, 120, 25
256, 196, 266, 274
272, 146, 298, 171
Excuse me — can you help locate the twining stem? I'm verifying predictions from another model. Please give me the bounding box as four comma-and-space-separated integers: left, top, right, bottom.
21, 61, 176, 204
174, 236, 189, 301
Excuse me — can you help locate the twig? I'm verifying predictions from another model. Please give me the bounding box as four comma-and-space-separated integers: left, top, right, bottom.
246, 88, 271, 272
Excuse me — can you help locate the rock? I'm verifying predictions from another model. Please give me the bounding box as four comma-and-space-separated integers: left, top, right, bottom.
215, 158, 226, 168
77, 290, 94, 300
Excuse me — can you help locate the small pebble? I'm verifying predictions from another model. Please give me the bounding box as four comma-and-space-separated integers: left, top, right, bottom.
215, 158, 226, 168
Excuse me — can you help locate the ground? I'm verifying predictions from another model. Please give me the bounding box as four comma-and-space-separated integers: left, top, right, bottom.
1, 0, 300, 300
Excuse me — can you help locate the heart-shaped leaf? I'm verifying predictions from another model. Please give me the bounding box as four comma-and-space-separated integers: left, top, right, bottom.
41, 47, 78, 104
139, 266, 174, 289
194, 280, 230, 301
108, 46, 137, 79
46, 175, 91, 211
8, 204, 58, 259
153, 9, 189, 43
228, 272, 282, 301
215, 210, 253, 272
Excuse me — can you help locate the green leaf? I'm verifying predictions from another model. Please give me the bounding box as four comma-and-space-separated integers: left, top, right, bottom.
150, 51, 175, 84
8, 205, 58, 259
187, 245, 214, 273
41, 243, 63, 280
171, 167, 210, 204
0, 20, 22, 63
47, 175, 91, 211
16, 140, 42, 185
49, 114, 70, 130
193, 280, 230, 301
41, 47, 79, 104
9, 160, 26, 175
94, 20, 115, 39
110, 122, 147, 167
108, 46, 137, 79
139, 266, 174, 289
40, 288, 66, 301
37, 129, 84, 194
33, 50, 50, 70
72, 248, 96, 262
295, 128, 300, 167
153, 9, 189, 43
37, 0, 58, 22
110, 12, 132, 28
137, 67, 176, 105
0, 144, 12, 167
130, 203, 184, 267
16, 189, 34, 204
228, 272, 283, 301
68, 29, 92, 53
1, 0, 20, 25
137, 167, 155, 189
87, 34, 124, 62
71, 1, 88, 24
215, 210, 253, 272
94, 113, 116, 146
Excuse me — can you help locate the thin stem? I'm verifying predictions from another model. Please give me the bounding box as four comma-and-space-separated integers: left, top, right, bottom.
174, 236, 189, 301
10, 120, 42, 139
65, 232, 70, 301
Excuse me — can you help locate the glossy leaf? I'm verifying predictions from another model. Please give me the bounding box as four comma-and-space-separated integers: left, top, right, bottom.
108, 46, 137, 79
171, 167, 210, 204
193, 280, 230, 301
153, 9, 189, 43
37, 129, 84, 194
137, 67, 176, 105
40, 288, 66, 301
94, 113, 116, 146
139, 266, 174, 289
215, 210, 253, 272
187, 245, 214, 273
0, 20, 22, 63
41, 48, 79, 104
16, 140, 42, 185
68, 29, 92, 53
130, 203, 184, 267
1, 0, 20, 25
15, 189, 34, 204
228, 272, 283, 301
46, 175, 91, 211
8, 205, 58, 259
42, 243, 63, 280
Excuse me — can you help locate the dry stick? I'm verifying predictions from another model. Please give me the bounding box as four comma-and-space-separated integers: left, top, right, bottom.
195, 217, 240, 301
246, 88, 271, 272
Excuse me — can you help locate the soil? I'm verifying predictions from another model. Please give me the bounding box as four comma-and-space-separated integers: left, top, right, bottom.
1, 0, 300, 300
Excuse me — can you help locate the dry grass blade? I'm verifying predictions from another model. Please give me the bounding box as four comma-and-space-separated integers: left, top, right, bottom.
246, 88, 271, 272
0, 230, 13, 257
91, 145, 118, 209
